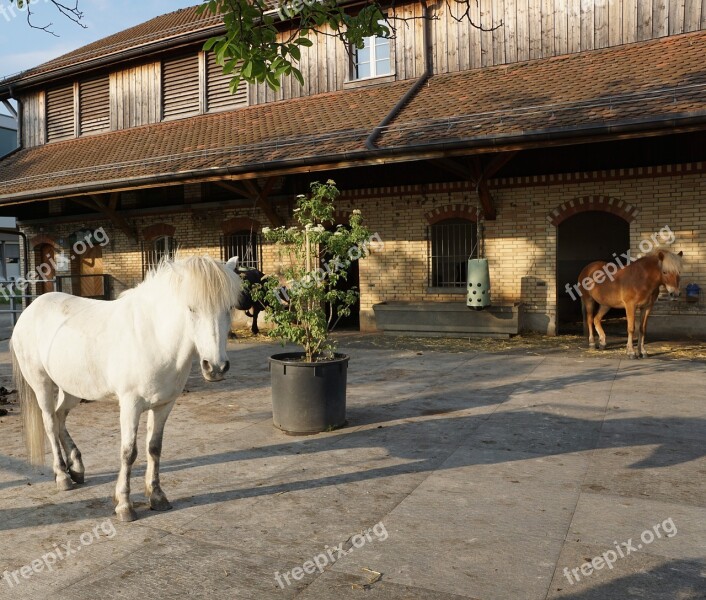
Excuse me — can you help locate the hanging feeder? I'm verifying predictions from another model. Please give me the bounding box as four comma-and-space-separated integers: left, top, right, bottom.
467, 258, 491, 310
466, 206, 491, 310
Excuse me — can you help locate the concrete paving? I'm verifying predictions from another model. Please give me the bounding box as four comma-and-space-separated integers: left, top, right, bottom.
0, 338, 703, 599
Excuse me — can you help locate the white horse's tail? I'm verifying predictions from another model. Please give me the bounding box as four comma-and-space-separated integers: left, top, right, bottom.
11, 342, 46, 465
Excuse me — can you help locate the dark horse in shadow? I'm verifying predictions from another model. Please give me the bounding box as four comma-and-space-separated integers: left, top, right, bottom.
235, 267, 267, 335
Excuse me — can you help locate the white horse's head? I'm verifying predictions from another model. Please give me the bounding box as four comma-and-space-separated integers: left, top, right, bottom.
161, 255, 246, 382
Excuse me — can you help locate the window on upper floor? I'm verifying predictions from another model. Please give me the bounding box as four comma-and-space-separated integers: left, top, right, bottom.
46, 85, 75, 142
79, 76, 110, 136
350, 32, 392, 81
428, 218, 477, 289
163, 54, 201, 120
206, 52, 248, 113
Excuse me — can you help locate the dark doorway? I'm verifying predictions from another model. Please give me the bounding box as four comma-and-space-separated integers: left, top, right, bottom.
324, 226, 360, 330
557, 211, 629, 332
35, 244, 55, 295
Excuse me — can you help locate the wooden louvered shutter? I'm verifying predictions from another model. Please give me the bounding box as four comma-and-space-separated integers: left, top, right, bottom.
46, 85, 75, 142
163, 54, 200, 120
79, 76, 110, 135
206, 53, 248, 112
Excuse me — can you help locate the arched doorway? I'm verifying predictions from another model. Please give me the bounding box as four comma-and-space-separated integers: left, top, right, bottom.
34, 243, 55, 294
557, 211, 630, 332
70, 230, 105, 298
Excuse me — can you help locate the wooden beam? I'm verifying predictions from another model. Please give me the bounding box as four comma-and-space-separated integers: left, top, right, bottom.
429, 158, 475, 183
482, 151, 518, 179
2, 99, 17, 118
215, 181, 251, 199
71, 194, 137, 241
469, 157, 497, 221
243, 177, 283, 227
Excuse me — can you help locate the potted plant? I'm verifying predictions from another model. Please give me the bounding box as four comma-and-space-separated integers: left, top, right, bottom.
252, 180, 373, 434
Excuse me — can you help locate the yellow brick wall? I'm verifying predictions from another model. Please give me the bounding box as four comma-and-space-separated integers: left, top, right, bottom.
18, 163, 706, 335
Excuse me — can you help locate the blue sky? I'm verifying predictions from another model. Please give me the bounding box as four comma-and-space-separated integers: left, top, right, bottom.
0, 0, 197, 79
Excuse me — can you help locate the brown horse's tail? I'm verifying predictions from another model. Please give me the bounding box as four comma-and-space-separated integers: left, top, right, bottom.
11, 342, 46, 466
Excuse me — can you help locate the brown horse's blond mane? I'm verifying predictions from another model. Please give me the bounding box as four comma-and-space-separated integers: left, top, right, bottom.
647, 249, 683, 274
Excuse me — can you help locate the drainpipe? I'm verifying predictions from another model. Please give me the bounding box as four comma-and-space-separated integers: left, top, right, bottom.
365, 0, 432, 150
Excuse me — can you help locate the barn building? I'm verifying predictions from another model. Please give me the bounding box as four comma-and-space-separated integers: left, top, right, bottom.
0, 1, 704, 336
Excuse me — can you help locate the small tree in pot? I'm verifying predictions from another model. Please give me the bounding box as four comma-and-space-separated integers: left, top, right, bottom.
252, 180, 373, 434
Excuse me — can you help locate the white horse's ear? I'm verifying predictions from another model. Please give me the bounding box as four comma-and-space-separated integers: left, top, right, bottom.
225, 257, 239, 271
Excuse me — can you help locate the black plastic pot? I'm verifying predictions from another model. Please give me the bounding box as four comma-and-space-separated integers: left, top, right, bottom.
268, 352, 349, 435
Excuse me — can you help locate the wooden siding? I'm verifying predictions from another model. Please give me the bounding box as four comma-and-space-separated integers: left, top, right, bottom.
46, 85, 75, 143
21, 91, 46, 148
206, 52, 248, 112
163, 54, 201, 120
248, 0, 705, 104
79, 76, 110, 136
110, 62, 161, 130
434, 0, 706, 72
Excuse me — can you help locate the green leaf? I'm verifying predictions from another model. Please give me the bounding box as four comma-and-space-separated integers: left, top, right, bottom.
295, 37, 313, 47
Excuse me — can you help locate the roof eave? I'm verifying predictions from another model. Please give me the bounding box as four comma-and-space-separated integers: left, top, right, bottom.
0, 24, 226, 98
1, 113, 705, 205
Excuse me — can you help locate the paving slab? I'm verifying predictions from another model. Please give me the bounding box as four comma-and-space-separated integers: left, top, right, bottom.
0, 336, 704, 599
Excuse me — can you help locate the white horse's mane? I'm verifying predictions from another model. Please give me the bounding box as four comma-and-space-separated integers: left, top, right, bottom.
653, 250, 683, 274
124, 255, 242, 313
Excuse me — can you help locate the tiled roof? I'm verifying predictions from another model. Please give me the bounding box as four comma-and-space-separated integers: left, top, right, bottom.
0, 5, 222, 86
379, 30, 706, 147
0, 80, 415, 199
1, 31, 705, 201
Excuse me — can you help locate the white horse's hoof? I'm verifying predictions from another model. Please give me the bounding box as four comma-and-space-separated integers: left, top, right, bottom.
116, 506, 138, 522
69, 470, 85, 484
149, 494, 173, 512
627, 353, 637, 360
56, 475, 74, 491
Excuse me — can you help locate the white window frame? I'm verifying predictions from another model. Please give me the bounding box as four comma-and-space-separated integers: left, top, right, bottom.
350, 32, 392, 81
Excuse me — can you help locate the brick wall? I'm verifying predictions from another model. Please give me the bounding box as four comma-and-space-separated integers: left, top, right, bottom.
17, 162, 706, 336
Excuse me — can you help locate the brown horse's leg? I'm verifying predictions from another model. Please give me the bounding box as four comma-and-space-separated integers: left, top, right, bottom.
584, 296, 596, 348
639, 306, 652, 358
625, 303, 637, 359
593, 304, 610, 350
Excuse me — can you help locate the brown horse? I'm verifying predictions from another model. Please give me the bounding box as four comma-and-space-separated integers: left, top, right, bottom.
577, 250, 683, 358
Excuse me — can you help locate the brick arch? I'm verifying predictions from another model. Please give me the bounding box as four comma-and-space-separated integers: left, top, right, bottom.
221, 217, 261, 234
30, 234, 61, 249
424, 204, 478, 225
142, 223, 176, 241
548, 196, 638, 227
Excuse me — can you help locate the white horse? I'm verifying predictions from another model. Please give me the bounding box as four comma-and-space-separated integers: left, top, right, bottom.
11, 255, 245, 522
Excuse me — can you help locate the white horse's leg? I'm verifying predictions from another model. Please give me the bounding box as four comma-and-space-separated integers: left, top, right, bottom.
625, 303, 637, 359
145, 400, 176, 512
115, 398, 142, 522
35, 383, 73, 491
57, 390, 85, 484
593, 304, 610, 350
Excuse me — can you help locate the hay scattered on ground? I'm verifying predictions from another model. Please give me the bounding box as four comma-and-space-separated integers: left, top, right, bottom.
230, 328, 706, 361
